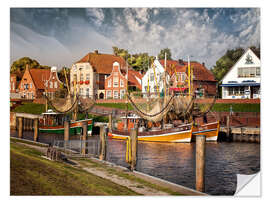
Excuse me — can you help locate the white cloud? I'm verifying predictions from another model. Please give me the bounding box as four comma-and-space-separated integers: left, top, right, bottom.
85, 8, 105, 26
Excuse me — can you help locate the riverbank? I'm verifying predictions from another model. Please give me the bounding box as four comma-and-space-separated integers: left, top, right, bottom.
10, 139, 204, 196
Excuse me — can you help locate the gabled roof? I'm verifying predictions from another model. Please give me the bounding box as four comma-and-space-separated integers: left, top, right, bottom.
29, 69, 51, 89
221, 48, 260, 83
76, 52, 128, 74
187, 62, 216, 82
159, 59, 186, 76
128, 69, 142, 90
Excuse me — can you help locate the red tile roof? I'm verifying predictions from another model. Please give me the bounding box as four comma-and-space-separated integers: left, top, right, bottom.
160, 60, 216, 82
128, 69, 142, 90
76, 52, 128, 74
159, 60, 186, 76
29, 69, 51, 89
186, 62, 216, 82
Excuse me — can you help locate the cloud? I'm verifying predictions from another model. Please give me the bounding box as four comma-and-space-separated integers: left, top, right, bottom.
85, 8, 105, 26
10, 8, 260, 69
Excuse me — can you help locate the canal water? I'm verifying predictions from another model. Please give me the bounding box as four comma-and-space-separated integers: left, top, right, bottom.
11, 130, 260, 195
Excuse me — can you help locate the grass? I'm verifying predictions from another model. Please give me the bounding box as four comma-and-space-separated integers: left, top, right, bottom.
10, 142, 138, 195
211, 103, 260, 112
78, 158, 182, 195
96, 103, 134, 111
13, 102, 46, 115
10, 137, 48, 148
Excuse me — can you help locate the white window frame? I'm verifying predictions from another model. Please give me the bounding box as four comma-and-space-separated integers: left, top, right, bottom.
108, 79, 111, 87
113, 90, 118, 99
86, 73, 90, 81
120, 79, 124, 87
107, 90, 112, 99
50, 81, 53, 88
120, 89, 125, 99
54, 82, 58, 88
113, 77, 118, 87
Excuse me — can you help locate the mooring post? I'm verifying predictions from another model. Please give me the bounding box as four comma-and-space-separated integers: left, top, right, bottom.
130, 127, 138, 171
18, 117, 23, 139
226, 115, 230, 140
99, 125, 106, 160
108, 114, 112, 131
196, 134, 206, 193
64, 121, 70, 149
33, 118, 39, 142
82, 121, 88, 155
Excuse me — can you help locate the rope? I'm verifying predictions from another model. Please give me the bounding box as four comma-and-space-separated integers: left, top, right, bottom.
44, 94, 79, 114
127, 93, 175, 118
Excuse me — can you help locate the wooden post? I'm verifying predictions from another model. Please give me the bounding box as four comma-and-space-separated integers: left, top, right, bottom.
196, 134, 206, 193
18, 117, 23, 139
64, 121, 70, 149
108, 114, 112, 131
226, 115, 230, 140
130, 128, 138, 171
81, 121, 88, 155
33, 118, 39, 142
99, 125, 106, 160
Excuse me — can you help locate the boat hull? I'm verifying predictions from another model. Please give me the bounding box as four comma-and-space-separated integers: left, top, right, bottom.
108, 125, 193, 143
39, 119, 93, 135
192, 121, 220, 142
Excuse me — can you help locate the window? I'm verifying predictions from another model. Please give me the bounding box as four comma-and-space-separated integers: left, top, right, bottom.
107, 90, 112, 98
120, 89, 125, 99
86, 73, 90, 81
181, 73, 186, 82
21, 83, 23, 88
144, 86, 148, 91
86, 88, 90, 97
113, 77, 118, 87
114, 72, 118, 76
80, 88, 83, 95
108, 79, 111, 87
54, 82, 58, 88
150, 73, 154, 81
80, 73, 84, 81
256, 67, 260, 76
113, 91, 119, 99
238, 67, 260, 78
120, 79, 124, 87
30, 83, 32, 88
228, 87, 245, 96
73, 74, 77, 81
50, 81, 53, 88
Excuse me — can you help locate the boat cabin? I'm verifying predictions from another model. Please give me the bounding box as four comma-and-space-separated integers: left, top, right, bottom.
40, 109, 66, 127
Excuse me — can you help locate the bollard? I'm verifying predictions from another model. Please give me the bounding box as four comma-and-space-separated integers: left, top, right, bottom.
226, 116, 230, 141
130, 128, 138, 171
34, 118, 39, 142
99, 125, 107, 160
64, 121, 70, 149
108, 114, 112, 131
18, 117, 23, 139
81, 121, 88, 155
196, 134, 206, 193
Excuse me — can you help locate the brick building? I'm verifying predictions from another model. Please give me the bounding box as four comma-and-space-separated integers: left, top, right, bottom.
70, 50, 142, 99
104, 62, 142, 99
159, 60, 217, 96
18, 65, 62, 99
10, 74, 17, 93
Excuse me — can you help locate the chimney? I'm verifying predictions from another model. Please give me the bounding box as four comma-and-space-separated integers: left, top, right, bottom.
94, 50, 98, 54
202, 62, 205, 67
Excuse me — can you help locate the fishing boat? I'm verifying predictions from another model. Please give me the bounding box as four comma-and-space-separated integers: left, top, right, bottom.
39, 110, 94, 135
108, 115, 193, 143
191, 121, 220, 142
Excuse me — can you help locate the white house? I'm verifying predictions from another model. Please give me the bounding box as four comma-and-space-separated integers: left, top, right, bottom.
220, 48, 260, 99
142, 58, 168, 97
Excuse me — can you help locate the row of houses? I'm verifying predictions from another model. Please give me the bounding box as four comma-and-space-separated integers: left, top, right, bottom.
10, 48, 261, 100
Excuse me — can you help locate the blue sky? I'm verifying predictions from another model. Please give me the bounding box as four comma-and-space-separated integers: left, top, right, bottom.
10, 8, 260, 69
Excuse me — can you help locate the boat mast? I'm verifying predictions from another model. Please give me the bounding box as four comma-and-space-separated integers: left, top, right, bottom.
125, 55, 129, 129
188, 56, 191, 97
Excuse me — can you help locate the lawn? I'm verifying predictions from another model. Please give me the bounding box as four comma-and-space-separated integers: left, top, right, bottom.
13, 102, 46, 115
10, 142, 138, 195
211, 103, 260, 112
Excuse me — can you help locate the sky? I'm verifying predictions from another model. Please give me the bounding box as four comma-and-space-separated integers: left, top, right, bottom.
10, 8, 260, 70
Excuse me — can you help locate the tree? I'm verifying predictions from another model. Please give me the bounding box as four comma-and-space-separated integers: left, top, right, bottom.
210, 47, 245, 82
158, 48, 172, 60
10, 57, 50, 80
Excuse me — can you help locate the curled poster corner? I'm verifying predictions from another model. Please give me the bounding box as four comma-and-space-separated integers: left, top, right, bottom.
234, 172, 260, 196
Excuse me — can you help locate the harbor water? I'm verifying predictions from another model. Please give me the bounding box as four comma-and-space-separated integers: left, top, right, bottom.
11, 130, 260, 195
